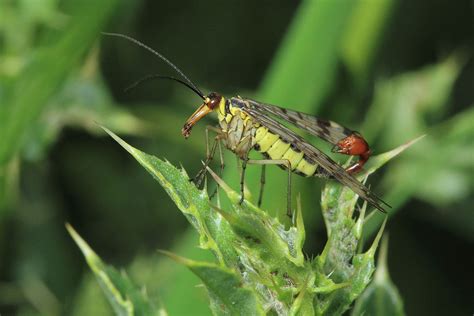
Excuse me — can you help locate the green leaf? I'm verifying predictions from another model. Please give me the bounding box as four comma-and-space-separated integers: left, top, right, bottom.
102, 126, 239, 268
0, 0, 117, 215
314, 136, 420, 315
72, 230, 213, 316
206, 167, 305, 268
362, 135, 426, 177
0, 157, 19, 215
363, 55, 463, 144
66, 224, 163, 316
352, 237, 405, 316
0, 0, 117, 165
341, 0, 396, 84
315, 218, 387, 315
317, 136, 422, 308
160, 251, 265, 316
259, 0, 355, 110
104, 127, 318, 314
103, 125, 412, 315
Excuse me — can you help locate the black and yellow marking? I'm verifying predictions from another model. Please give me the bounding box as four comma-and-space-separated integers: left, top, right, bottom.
253, 126, 318, 177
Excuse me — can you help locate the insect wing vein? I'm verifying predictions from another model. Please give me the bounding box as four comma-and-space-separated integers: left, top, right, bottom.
246, 99, 352, 145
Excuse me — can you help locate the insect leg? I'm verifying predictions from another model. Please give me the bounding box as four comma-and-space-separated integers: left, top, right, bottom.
194, 126, 222, 188
195, 138, 218, 188
257, 165, 266, 207
209, 140, 225, 199
217, 140, 225, 177
246, 159, 292, 219
238, 155, 249, 205
194, 127, 213, 187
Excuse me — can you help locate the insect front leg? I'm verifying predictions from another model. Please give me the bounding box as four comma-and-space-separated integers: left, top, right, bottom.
194, 126, 223, 188
238, 154, 249, 205
209, 140, 225, 199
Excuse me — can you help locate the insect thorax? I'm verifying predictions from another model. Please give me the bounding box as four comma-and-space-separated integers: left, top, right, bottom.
217, 98, 258, 158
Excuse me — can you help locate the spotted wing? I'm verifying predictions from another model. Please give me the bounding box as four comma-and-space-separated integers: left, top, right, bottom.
240, 103, 389, 213
246, 98, 353, 145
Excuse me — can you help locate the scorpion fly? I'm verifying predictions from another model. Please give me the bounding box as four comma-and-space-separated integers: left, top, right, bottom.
104, 33, 390, 215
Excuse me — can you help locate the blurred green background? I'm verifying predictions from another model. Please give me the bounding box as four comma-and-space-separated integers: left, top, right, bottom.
0, 0, 472, 315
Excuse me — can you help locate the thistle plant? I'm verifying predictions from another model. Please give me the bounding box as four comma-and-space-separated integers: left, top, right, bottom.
67, 128, 420, 316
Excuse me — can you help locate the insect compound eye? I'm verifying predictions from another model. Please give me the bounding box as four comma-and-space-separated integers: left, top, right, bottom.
207, 92, 222, 110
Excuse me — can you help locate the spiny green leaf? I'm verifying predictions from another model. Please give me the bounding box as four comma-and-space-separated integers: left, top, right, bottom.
103, 125, 410, 315
206, 166, 305, 267
159, 250, 265, 316
289, 278, 314, 316
352, 236, 405, 316
102, 126, 238, 267
321, 135, 424, 236
362, 135, 425, 177
316, 218, 387, 315
350, 217, 387, 296
316, 130, 405, 315
66, 224, 163, 316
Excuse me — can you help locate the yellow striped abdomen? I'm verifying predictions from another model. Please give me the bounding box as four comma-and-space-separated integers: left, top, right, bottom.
254, 126, 318, 177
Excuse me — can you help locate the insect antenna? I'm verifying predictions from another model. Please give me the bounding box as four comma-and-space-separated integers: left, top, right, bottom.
102, 32, 205, 99
125, 74, 205, 99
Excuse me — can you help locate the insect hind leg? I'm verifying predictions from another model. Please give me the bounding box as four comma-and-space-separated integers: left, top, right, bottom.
257, 165, 266, 207
245, 159, 293, 221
